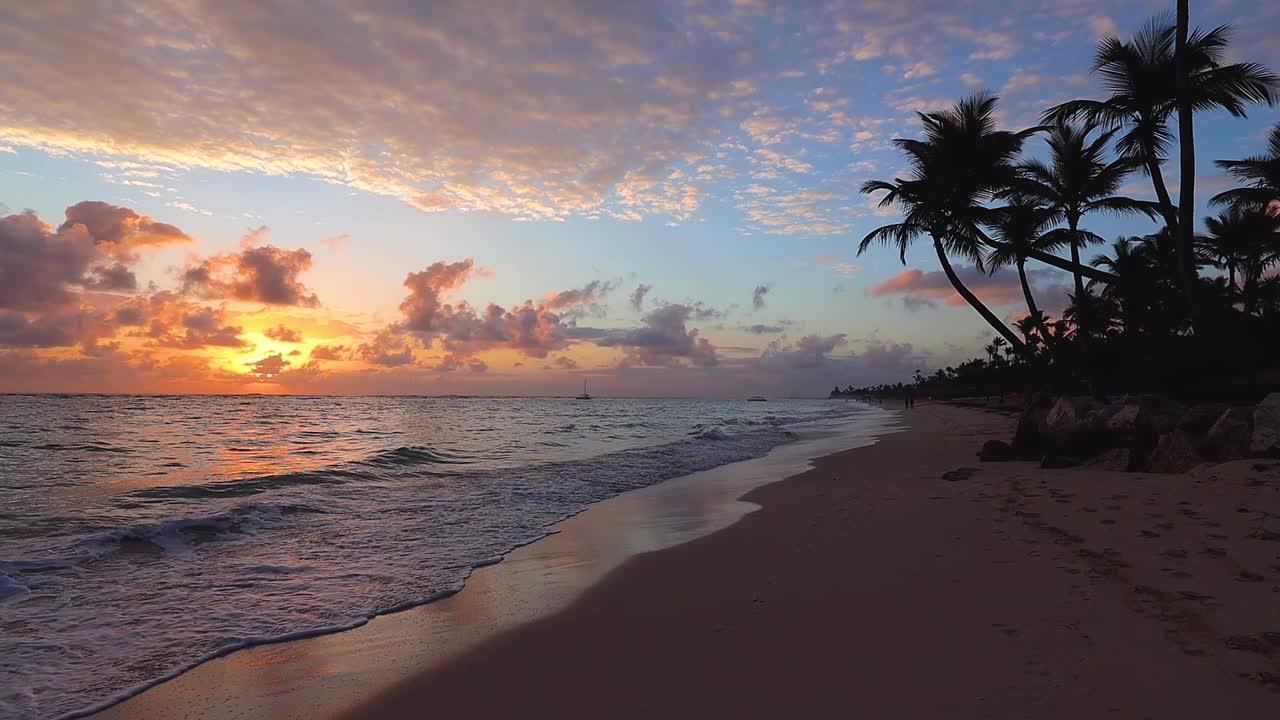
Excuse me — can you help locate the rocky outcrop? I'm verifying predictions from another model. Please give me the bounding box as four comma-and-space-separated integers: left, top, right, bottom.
1148, 431, 1202, 474
1003, 393, 1274, 473
1251, 393, 1280, 458
1204, 407, 1253, 460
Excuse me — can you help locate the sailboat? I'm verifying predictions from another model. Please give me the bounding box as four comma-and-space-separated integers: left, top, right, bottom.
575, 379, 592, 400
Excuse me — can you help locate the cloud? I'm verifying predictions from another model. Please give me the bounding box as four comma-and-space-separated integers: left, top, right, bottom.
0, 308, 113, 348
738, 188, 851, 236
247, 353, 290, 378
1089, 15, 1118, 38
757, 333, 848, 370
113, 291, 248, 349
866, 266, 1042, 308
399, 259, 477, 334
0, 210, 100, 310
596, 303, 718, 367
858, 339, 918, 373
320, 233, 350, 252
550, 355, 579, 370
263, 324, 302, 342
57, 201, 191, 259
309, 344, 349, 361
629, 283, 652, 311
752, 284, 770, 310
0, 3, 754, 223
357, 329, 417, 367
743, 323, 786, 334
183, 242, 320, 307
84, 263, 138, 292
542, 279, 617, 311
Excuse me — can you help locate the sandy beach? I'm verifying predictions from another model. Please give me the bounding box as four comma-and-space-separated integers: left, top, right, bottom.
342, 403, 1280, 719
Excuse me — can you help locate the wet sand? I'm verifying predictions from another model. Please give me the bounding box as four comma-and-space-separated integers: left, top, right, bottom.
345, 403, 1280, 719
90, 407, 899, 720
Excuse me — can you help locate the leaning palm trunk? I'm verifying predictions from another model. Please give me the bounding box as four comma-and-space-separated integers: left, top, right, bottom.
1067, 216, 1086, 298
1143, 135, 1180, 231
1016, 258, 1055, 350
976, 229, 1119, 284
932, 237, 1025, 351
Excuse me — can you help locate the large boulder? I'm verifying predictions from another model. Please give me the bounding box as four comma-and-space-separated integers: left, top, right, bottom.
1011, 394, 1055, 460
1204, 407, 1253, 460
1251, 393, 1280, 458
1177, 403, 1229, 437
1043, 396, 1108, 457
1106, 395, 1187, 436
1148, 430, 1204, 473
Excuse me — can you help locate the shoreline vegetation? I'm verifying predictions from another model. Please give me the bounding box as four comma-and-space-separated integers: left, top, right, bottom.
843, 5, 1279, 408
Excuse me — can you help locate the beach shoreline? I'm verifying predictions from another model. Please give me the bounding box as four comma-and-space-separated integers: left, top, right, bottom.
89, 405, 901, 720
343, 403, 1279, 719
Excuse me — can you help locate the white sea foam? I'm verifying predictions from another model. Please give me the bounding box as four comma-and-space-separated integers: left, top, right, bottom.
0, 395, 875, 719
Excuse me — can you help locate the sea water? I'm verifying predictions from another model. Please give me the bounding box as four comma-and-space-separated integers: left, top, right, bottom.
0, 394, 876, 719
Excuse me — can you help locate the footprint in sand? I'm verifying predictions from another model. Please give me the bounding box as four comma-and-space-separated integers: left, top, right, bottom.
942, 467, 978, 482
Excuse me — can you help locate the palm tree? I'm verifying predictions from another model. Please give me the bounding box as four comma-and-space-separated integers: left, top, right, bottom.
1212, 121, 1280, 211
1046, 17, 1278, 231
984, 200, 1066, 348
859, 93, 1036, 351
1198, 207, 1280, 303
1008, 123, 1158, 299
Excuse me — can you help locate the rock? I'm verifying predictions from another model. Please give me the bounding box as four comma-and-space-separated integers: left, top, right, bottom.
1204, 407, 1254, 460
978, 439, 1015, 461
1040, 455, 1081, 469
1106, 395, 1186, 435
1086, 404, 1122, 433
1148, 431, 1204, 473
942, 467, 979, 482
1177, 403, 1229, 437
1011, 395, 1054, 460
1045, 396, 1096, 435
1085, 447, 1131, 472
1251, 392, 1280, 458
1042, 396, 1109, 458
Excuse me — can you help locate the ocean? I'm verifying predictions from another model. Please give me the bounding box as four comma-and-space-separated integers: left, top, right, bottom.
0, 394, 878, 719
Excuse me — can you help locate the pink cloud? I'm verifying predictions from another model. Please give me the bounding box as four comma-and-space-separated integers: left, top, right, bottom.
866, 267, 1031, 308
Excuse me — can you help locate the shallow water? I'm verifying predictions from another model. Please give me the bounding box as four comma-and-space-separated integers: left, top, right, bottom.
0, 394, 874, 720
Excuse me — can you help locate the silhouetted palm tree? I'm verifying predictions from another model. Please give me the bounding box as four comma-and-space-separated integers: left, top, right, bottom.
859, 93, 1037, 351
1198, 207, 1280, 304
1212, 122, 1280, 211
1047, 16, 1277, 231
984, 200, 1066, 347
1008, 123, 1158, 298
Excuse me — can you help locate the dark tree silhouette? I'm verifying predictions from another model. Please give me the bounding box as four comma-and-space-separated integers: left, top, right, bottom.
859, 93, 1037, 351
1008, 123, 1157, 299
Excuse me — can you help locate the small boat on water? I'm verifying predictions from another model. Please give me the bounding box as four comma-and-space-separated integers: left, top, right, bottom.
746, 395, 767, 402
575, 379, 592, 400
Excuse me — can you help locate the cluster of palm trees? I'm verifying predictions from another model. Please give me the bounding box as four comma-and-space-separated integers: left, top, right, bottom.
860, 3, 1280, 399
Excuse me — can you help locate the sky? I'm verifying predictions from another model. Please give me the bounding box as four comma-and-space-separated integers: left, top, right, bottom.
1, 0, 1277, 397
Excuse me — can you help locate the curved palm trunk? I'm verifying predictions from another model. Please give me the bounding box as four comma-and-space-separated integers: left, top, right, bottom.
1017, 259, 1055, 350
932, 237, 1025, 352
1175, 0, 1202, 333
1145, 151, 1179, 231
